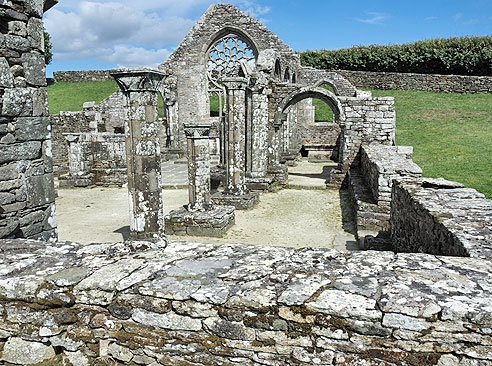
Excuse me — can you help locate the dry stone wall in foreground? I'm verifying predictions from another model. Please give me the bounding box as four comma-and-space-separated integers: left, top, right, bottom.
0, 238, 490, 365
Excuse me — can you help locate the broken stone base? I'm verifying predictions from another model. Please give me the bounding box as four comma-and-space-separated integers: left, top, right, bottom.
165, 205, 235, 237
246, 176, 274, 191
267, 164, 289, 185
58, 174, 92, 188
212, 191, 260, 210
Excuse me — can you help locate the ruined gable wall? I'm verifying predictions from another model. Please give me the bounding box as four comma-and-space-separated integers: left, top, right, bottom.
158, 4, 300, 154
0, 0, 57, 241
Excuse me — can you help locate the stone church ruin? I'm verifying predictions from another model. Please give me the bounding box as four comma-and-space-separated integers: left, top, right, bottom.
0, 2, 491, 365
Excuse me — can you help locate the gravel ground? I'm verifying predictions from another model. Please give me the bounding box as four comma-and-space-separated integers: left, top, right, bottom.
56, 186, 357, 250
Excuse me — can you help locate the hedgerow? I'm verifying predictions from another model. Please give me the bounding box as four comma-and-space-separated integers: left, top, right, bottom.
299, 36, 492, 76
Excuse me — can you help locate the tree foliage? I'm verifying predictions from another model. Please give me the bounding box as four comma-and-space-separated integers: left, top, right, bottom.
44, 28, 53, 65
299, 36, 492, 76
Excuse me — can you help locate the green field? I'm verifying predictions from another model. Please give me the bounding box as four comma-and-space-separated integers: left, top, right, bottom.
47, 81, 492, 198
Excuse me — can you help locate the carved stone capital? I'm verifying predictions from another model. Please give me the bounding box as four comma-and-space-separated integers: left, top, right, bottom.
219, 77, 248, 91
110, 68, 166, 92
183, 122, 213, 139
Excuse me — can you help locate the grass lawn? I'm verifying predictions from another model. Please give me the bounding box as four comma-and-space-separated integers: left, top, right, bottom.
47, 81, 491, 198
370, 90, 492, 199
47, 81, 165, 116
47, 81, 119, 114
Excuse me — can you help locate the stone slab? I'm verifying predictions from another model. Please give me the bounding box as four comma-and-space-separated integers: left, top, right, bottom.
211, 191, 260, 210
165, 205, 235, 237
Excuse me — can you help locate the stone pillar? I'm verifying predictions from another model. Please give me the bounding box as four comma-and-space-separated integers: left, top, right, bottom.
111, 69, 166, 242
0, 0, 58, 242
212, 77, 259, 209
249, 83, 269, 178
267, 121, 289, 185
184, 122, 213, 211
165, 122, 235, 237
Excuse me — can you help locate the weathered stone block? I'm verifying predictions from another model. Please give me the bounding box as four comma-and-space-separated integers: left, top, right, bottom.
21, 52, 46, 86
0, 140, 41, 163
26, 173, 55, 207
15, 116, 50, 141
27, 17, 43, 51
212, 191, 260, 210
0, 56, 14, 87
5, 34, 30, 52
1, 337, 56, 365
1, 88, 33, 116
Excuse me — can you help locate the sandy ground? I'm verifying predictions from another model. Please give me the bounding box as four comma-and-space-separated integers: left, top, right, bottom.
56, 161, 358, 250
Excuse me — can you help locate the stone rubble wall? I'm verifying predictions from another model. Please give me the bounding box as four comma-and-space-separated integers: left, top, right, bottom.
335, 69, 492, 94
0, 238, 490, 365
0, 0, 57, 242
53, 69, 113, 83
51, 92, 126, 177
51, 109, 93, 176
391, 177, 492, 259
59, 132, 127, 187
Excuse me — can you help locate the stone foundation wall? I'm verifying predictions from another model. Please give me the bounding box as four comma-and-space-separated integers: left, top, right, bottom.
335, 69, 492, 94
0, 0, 57, 242
348, 145, 421, 241
59, 132, 127, 187
51, 110, 92, 176
0, 238, 490, 365
51, 93, 125, 176
53, 70, 113, 83
391, 178, 492, 259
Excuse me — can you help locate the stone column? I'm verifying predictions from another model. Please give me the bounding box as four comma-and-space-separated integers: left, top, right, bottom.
184, 122, 213, 211
165, 122, 235, 237
111, 68, 166, 242
212, 77, 259, 209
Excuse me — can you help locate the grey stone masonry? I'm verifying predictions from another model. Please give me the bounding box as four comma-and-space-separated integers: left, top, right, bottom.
0, 0, 58, 242
165, 122, 235, 237
213, 77, 259, 209
349, 145, 423, 247
111, 68, 166, 241
58, 132, 126, 187
335, 69, 492, 94
53, 69, 113, 83
0, 238, 490, 365
391, 177, 492, 259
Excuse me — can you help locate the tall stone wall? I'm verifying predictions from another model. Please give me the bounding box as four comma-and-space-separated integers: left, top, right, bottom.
391, 177, 492, 259
0, 238, 490, 365
53, 69, 113, 83
335, 69, 492, 94
338, 96, 395, 170
0, 0, 57, 242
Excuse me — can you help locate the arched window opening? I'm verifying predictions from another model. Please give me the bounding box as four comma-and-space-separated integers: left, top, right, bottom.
292, 73, 297, 84
284, 67, 290, 82
208, 33, 255, 83
274, 59, 281, 80
318, 82, 336, 95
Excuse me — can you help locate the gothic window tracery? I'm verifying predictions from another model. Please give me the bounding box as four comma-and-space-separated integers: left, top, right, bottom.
208, 33, 255, 82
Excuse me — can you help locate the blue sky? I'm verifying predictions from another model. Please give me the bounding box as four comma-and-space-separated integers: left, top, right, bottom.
44, 0, 492, 77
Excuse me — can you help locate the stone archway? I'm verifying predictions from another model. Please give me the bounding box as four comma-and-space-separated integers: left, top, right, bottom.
274, 86, 346, 163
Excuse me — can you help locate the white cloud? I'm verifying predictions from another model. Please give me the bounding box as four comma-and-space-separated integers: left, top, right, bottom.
101, 46, 172, 68
424, 16, 437, 21
44, 0, 271, 68
356, 12, 389, 25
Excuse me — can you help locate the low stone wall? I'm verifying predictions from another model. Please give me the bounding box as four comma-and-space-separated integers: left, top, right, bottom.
53, 70, 113, 83
335, 69, 492, 94
59, 132, 127, 187
348, 145, 421, 243
391, 178, 492, 259
0, 238, 490, 365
